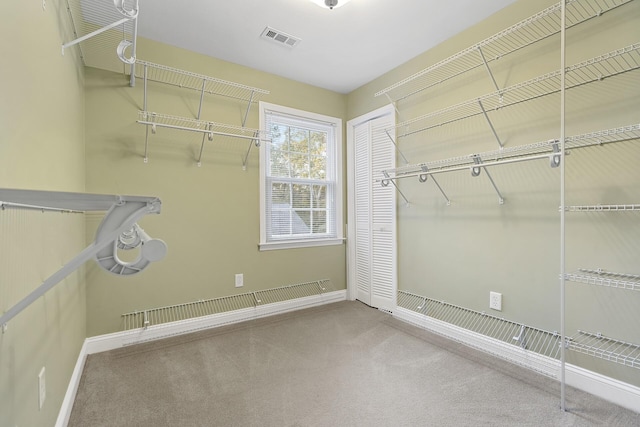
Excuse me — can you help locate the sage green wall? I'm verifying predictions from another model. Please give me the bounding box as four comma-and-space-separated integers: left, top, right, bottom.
0, 1, 86, 426
84, 38, 347, 336
348, 0, 640, 385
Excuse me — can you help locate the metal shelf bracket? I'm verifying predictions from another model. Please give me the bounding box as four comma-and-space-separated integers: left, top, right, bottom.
471, 155, 505, 204
381, 171, 410, 207
384, 130, 409, 165
419, 164, 451, 206
62, 0, 139, 65
550, 140, 561, 168
478, 99, 504, 149
478, 46, 502, 97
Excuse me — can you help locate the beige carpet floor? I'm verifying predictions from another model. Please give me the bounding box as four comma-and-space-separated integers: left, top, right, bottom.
68, 301, 639, 426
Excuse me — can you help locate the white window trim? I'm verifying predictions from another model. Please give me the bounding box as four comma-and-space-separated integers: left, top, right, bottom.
259, 102, 344, 251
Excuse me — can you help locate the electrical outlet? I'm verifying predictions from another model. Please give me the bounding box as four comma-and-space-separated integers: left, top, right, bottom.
38, 367, 46, 410
235, 273, 243, 288
489, 291, 502, 311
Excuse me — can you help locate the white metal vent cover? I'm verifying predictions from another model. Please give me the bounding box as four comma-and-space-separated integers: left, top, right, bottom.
261, 26, 301, 48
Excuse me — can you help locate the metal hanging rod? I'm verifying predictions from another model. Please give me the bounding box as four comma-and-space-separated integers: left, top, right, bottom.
0, 201, 83, 213
137, 112, 269, 142
137, 112, 269, 165
375, 0, 632, 102
380, 123, 639, 182
392, 43, 640, 139
566, 330, 640, 370
565, 268, 640, 291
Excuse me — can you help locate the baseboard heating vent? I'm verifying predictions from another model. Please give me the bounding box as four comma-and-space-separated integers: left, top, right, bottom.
397, 290, 561, 361
121, 279, 333, 330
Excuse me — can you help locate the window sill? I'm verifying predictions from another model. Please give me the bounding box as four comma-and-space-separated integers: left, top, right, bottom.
259, 238, 345, 251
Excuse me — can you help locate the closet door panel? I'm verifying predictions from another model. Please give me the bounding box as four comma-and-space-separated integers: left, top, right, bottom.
370, 116, 396, 311
354, 123, 372, 305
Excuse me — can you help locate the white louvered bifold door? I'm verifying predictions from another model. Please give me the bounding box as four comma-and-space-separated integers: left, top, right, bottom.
369, 117, 396, 311
351, 112, 396, 311
354, 123, 372, 305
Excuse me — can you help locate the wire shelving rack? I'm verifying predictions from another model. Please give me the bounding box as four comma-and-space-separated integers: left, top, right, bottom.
133, 60, 270, 167
375, 0, 632, 103
397, 291, 562, 371
121, 279, 332, 330
392, 43, 640, 139
566, 331, 640, 369
565, 269, 640, 291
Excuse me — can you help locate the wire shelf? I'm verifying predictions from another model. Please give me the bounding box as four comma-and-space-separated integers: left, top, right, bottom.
394, 43, 640, 138
567, 330, 640, 369
565, 269, 640, 291
137, 111, 269, 142
565, 124, 640, 149
380, 123, 640, 181
397, 291, 561, 360
121, 279, 333, 330
566, 204, 640, 212
134, 60, 269, 103
375, 0, 632, 102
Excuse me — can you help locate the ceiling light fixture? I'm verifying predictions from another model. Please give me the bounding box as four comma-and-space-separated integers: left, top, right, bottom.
309, 0, 353, 10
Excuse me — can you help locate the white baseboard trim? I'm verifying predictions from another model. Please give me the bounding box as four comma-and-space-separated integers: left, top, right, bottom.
85, 289, 346, 352
57, 289, 346, 426
564, 363, 640, 413
55, 340, 88, 427
394, 306, 640, 413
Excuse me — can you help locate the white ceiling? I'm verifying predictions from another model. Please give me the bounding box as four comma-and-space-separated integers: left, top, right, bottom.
137, 0, 518, 94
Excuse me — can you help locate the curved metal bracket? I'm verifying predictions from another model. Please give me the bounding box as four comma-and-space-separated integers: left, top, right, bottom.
0, 189, 164, 327
96, 217, 167, 276
550, 140, 561, 168
114, 0, 139, 18
117, 40, 136, 64
418, 165, 429, 183
471, 155, 483, 177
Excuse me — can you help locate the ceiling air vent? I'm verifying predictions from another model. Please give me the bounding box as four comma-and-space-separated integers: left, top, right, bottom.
261, 26, 301, 48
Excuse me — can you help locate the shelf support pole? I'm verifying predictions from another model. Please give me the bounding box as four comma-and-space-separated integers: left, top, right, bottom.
242, 130, 260, 171
384, 130, 409, 165
197, 79, 207, 120
242, 91, 256, 128
478, 99, 504, 149
471, 155, 504, 204
128, 13, 139, 87
419, 165, 451, 206
560, 0, 567, 413
381, 172, 410, 206
389, 180, 410, 206
196, 123, 214, 167
143, 64, 150, 163
62, 17, 132, 54
430, 177, 451, 206
477, 46, 501, 95
384, 93, 403, 121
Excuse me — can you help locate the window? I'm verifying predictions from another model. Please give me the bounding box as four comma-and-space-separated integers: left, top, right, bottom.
259, 102, 343, 250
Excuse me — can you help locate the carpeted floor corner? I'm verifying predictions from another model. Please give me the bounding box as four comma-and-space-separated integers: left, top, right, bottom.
68, 301, 639, 426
